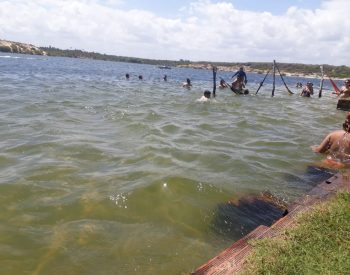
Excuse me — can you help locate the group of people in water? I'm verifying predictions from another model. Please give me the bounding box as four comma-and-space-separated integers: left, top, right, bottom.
195, 69, 350, 168
125, 67, 350, 103
125, 73, 143, 80
125, 73, 167, 81
125, 67, 350, 168
298, 79, 350, 98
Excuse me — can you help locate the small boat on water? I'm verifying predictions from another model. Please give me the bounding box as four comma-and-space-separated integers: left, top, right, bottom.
158, 65, 171, 69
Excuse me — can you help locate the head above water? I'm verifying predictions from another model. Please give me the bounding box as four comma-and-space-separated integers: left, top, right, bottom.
204, 90, 211, 98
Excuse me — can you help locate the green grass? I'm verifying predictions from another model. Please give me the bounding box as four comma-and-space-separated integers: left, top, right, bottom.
243, 191, 350, 275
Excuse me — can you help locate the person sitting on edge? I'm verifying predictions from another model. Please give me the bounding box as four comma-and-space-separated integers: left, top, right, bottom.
311, 113, 350, 168
163, 74, 167, 81
183, 78, 192, 89
300, 82, 314, 97
125, 73, 130, 80
338, 79, 350, 98
231, 67, 247, 90
219, 79, 228, 89
196, 90, 211, 102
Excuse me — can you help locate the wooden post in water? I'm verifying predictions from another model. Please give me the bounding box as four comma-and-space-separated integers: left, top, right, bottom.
319, 65, 324, 98
213, 66, 217, 97
256, 69, 271, 94
272, 60, 276, 97
275, 62, 294, 95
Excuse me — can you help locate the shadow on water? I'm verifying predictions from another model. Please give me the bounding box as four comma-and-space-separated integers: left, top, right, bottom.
211, 166, 335, 240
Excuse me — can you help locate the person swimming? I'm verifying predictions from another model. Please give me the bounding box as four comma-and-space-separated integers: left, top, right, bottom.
296, 82, 302, 88
219, 79, 228, 89
300, 82, 314, 97
125, 73, 130, 80
196, 90, 211, 102
183, 78, 192, 89
312, 113, 350, 168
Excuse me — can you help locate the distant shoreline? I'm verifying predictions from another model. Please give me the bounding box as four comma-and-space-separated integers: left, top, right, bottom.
1, 38, 349, 79
176, 63, 346, 81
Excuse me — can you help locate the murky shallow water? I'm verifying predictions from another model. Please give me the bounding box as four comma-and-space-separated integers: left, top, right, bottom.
0, 53, 344, 274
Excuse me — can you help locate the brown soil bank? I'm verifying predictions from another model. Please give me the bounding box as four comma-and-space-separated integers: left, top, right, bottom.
0, 39, 46, 55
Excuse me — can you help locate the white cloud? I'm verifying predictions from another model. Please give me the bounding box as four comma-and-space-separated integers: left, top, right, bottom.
0, 0, 349, 65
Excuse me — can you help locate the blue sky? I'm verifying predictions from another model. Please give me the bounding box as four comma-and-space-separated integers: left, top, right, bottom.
1, 0, 349, 65
121, 0, 323, 17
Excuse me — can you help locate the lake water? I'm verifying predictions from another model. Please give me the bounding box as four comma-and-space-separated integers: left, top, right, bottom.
0, 53, 345, 274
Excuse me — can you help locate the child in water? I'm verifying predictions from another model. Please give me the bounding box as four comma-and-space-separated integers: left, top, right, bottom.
219, 79, 228, 89
300, 82, 314, 97
183, 78, 192, 89
196, 90, 211, 102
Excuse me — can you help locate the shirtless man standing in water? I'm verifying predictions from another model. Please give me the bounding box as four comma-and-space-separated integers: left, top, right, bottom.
338, 79, 350, 98
312, 113, 350, 168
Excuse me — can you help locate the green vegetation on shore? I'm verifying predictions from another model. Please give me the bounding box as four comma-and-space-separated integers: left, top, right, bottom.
243, 190, 350, 274
38, 47, 350, 78
39, 46, 189, 66
1, 38, 349, 78
245, 62, 350, 79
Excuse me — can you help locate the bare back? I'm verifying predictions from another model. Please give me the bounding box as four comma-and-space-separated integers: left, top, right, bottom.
314, 129, 350, 164
313, 130, 346, 153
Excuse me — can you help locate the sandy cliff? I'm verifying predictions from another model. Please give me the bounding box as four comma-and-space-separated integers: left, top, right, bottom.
0, 39, 46, 55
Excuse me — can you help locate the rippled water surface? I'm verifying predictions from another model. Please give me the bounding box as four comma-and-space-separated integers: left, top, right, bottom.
0, 53, 344, 274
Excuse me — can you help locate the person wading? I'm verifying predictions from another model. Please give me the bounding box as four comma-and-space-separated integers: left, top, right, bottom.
231, 67, 247, 91
312, 113, 350, 168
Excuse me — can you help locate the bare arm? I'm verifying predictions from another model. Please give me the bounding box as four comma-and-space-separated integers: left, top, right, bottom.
231, 71, 238, 79
336, 86, 347, 97
311, 133, 332, 153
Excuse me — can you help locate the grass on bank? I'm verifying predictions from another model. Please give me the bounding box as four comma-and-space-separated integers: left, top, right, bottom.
243, 191, 350, 275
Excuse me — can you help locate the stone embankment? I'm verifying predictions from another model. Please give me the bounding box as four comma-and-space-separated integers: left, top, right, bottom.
0, 39, 46, 55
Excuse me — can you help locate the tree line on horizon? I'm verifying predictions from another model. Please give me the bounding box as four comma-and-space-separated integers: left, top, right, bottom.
39, 46, 188, 66
39, 47, 350, 78
1, 44, 348, 78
